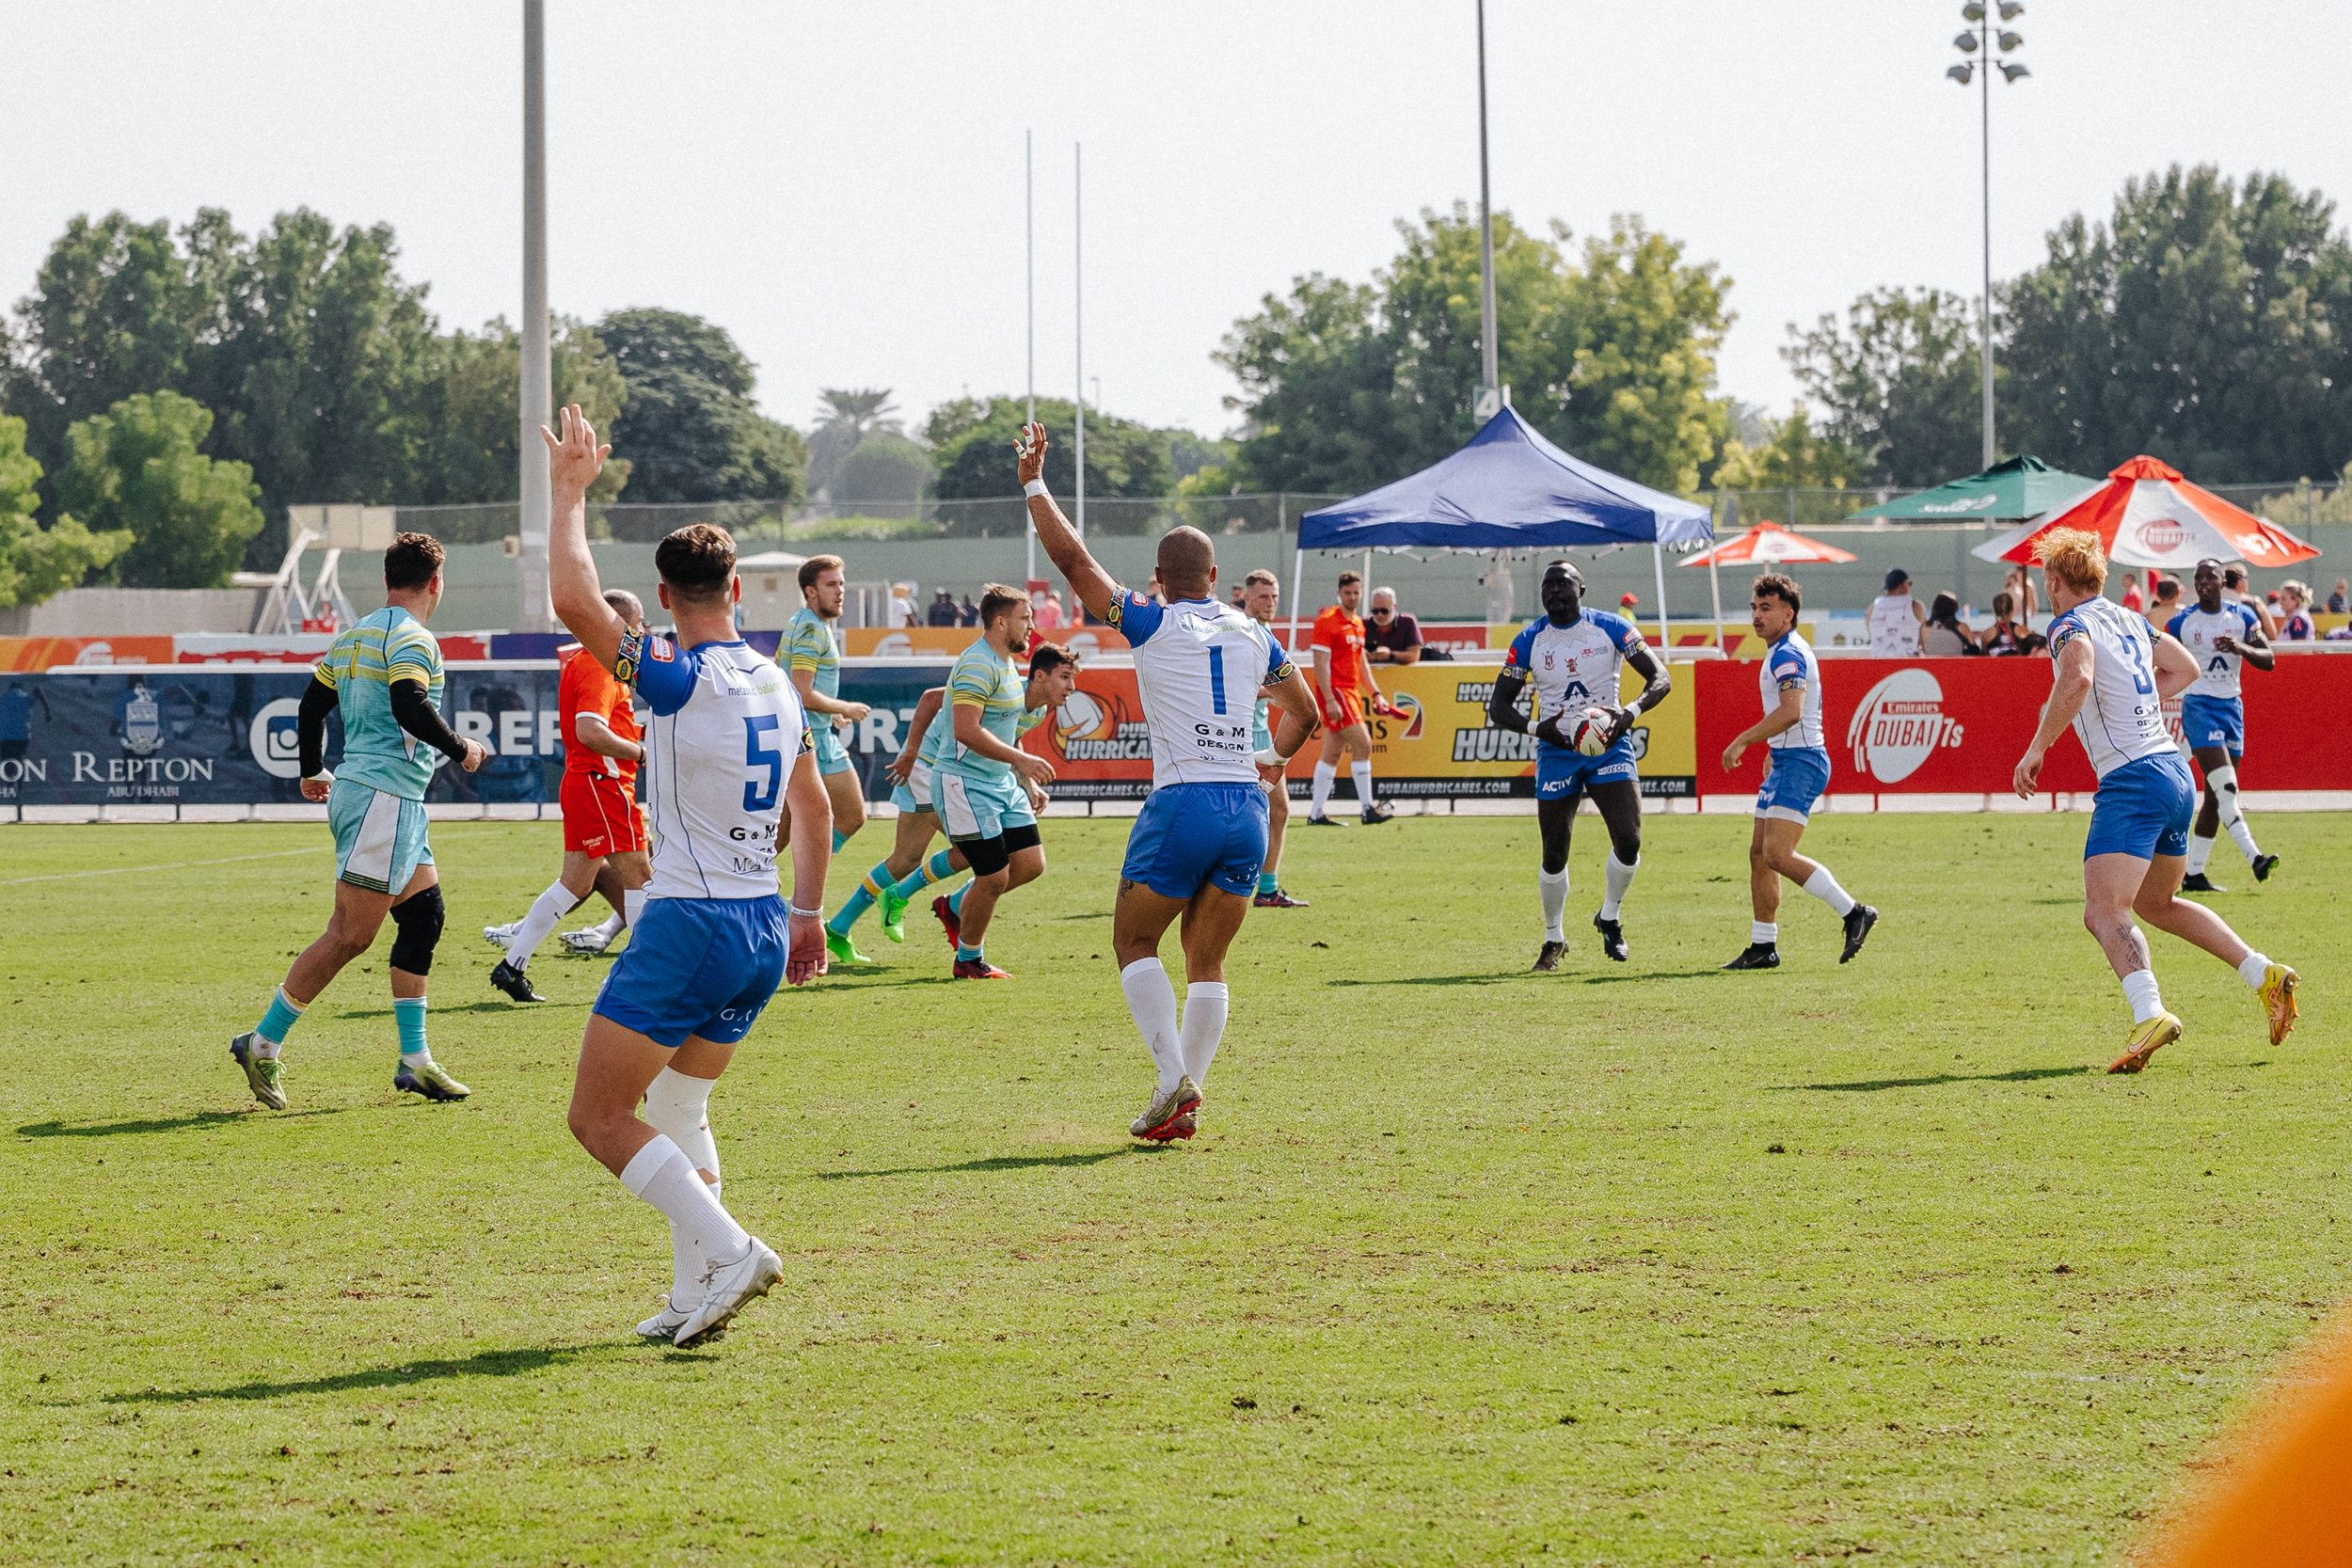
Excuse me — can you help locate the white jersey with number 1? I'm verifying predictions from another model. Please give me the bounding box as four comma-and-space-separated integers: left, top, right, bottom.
616, 626, 810, 900
1104, 589, 1295, 788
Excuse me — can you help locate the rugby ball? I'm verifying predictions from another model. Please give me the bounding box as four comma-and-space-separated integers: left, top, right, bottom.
1570, 706, 1614, 757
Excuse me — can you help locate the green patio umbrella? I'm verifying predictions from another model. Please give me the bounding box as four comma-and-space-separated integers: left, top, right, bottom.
1848, 455, 2104, 524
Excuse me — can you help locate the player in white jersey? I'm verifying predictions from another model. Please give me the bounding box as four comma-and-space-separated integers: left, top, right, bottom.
2011, 531, 2297, 1073
1018, 421, 1320, 1142
2168, 558, 2279, 892
1718, 573, 1878, 970
542, 404, 833, 1348
1486, 560, 1673, 971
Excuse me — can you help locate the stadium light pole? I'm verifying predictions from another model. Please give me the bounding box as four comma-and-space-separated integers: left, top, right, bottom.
1948, 4, 2028, 471
1025, 129, 1036, 586
516, 0, 553, 633
1073, 141, 1085, 540
1474, 0, 1502, 418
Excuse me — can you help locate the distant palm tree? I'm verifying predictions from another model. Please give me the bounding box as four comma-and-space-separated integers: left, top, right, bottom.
807, 389, 904, 501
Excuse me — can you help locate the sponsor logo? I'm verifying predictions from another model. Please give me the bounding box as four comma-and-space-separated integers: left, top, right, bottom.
1919, 494, 2001, 515
119, 687, 163, 755
1846, 669, 1964, 784
250, 697, 306, 779
646, 639, 674, 662
2136, 517, 2188, 554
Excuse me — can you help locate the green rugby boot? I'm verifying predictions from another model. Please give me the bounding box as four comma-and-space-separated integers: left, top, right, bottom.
230, 1034, 287, 1111
824, 927, 871, 968
877, 884, 912, 943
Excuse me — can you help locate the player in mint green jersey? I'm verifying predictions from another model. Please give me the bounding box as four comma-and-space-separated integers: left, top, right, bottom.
228, 533, 489, 1109
785, 553, 869, 863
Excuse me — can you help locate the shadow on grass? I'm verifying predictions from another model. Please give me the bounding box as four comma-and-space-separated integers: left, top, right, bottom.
1772, 1066, 2091, 1093
813, 1146, 1156, 1181
18, 1109, 344, 1139
1580, 969, 1735, 985
103, 1342, 622, 1404
1328, 972, 1526, 989
340, 1000, 580, 1019
1056, 911, 1112, 921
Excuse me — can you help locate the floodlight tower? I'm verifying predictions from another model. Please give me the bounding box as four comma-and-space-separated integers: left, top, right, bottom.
517, 0, 553, 631
1947, 3, 2028, 470
1473, 0, 1503, 421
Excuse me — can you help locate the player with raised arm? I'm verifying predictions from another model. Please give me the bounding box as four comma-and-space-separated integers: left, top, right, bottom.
929, 587, 1060, 978
1718, 573, 1878, 971
1019, 422, 1320, 1141
1241, 569, 1306, 907
1306, 571, 1394, 825
786, 557, 872, 950
542, 404, 832, 1348
2169, 558, 2279, 892
1485, 560, 1672, 970
2012, 531, 2296, 1072
228, 533, 489, 1110
483, 590, 651, 998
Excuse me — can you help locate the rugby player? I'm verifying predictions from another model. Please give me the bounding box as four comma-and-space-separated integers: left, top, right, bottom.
1241, 569, 1306, 907
1307, 571, 1394, 826
928, 587, 1060, 978
1719, 573, 1878, 971
2168, 558, 2279, 892
1486, 561, 1672, 970
229, 532, 487, 1109
483, 590, 651, 999
785, 553, 870, 865
544, 404, 830, 1348
2013, 531, 2297, 1072
826, 644, 1077, 959
1020, 422, 1319, 1141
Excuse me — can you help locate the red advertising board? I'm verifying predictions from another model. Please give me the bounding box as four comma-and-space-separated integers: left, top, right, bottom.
1693, 656, 2352, 797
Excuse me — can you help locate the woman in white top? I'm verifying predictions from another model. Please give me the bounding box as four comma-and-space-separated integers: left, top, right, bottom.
1867, 568, 1925, 656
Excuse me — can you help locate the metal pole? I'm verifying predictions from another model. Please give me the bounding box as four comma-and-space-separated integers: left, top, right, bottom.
1708, 493, 1728, 647
516, 0, 552, 633
1277, 493, 1288, 647
1025, 128, 1036, 586
1979, 40, 1995, 469
1650, 542, 1671, 651
1073, 142, 1086, 540
1475, 0, 1499, 398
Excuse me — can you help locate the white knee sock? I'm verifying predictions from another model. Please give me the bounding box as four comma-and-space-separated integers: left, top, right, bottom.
1120, 957, 1185, 1091
1801, 865, 1856, 917
1599, 853, 1638, 920
589, 909, 624, 940
2237, 950, 2272, 989
625, 887, 648, 927
1350, 762, 1376, 809
2122, 968, 2164, 1024
1311, 762, 1337, 816
1538, 868, 1568, 942
2208, 767, 2261, 863
1180, 981, 1230, 1089
644, 1066, 720, 1180
2187, 835, 2216, 875
618, 1134, 748, 1280
1752, 920, 1779, 945
504, 879, 575, 969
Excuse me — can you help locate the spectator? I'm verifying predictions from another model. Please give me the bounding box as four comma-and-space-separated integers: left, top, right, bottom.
2000, 564, 2039, 626
926, 588, 960, 626
1922, 593, 1977, 656
1979, 592, 2029, 656
2278, 579, 2316, 641
2328, 578, 2347, 614
958, 594, 979, 626
2221, 564, 2279, 637
2148, 576, 2184, 627
1362, 587, 1423, 665
1034, 589, 1064, 629
1868, 568, 1926, 656
2121, 574, 2144, 614
888, 581, 918, 627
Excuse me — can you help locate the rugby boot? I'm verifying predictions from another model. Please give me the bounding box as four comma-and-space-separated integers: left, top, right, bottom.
394, 1060, 471, 1101
2251, 853, 2280, 883
951, 957, 1011, 980
1304, 813, 1346, 828
488, 958, 544, 1003
230, 1034, 287, 1111
2258, 962, 2300, 1046
878, 885, 912, 942
1722, 942, 1781, 972
1130, 1075, 1202, 1142
2107, 1011, 2182, 1075
1839, 905, 1880, 964
558, 921, 621, 954
481, 921, 522, 947
2178, 873, 2223, 894
636, 1295, 700, 1340
675, 1238, 784, 1348
1252, 887, 1310, 909
1593, 913, 1629, 963
1360, 800, 1395, 825
824, 927, 871, 968
1532, 940, 1566, 974
931, 895, 962, 949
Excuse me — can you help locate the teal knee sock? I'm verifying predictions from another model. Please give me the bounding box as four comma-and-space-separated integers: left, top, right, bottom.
830, 860, 890, 936
832, 828, 850, 855
253, 987, 305, 1051
888, 850, 957, 899
956, 942, 984, 962
947, 880, 970, 916
393, 997, 430, 1063
1257, 869, 1279, 895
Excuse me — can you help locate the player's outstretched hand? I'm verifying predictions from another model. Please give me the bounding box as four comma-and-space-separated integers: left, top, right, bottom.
2011, 746, 2044, 799
1014, 422, 1048, 486
460, 738, 489, 773
540, 404, 610, 494
787, 914, 825, 986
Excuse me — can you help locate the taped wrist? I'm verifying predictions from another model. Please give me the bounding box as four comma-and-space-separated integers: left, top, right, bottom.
388, 884, 446, 975
389, 679, 471, 764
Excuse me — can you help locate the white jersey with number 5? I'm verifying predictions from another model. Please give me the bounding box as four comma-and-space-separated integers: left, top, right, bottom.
616, 627, 808, 900
2046, 597, 2172, 781
1104, 588, 1295, 788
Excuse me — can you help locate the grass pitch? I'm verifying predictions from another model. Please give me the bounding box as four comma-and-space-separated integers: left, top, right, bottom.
0, 810, 2341, 1565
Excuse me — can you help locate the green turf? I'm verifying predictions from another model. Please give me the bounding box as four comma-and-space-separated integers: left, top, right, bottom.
0, 810, 2339, 1564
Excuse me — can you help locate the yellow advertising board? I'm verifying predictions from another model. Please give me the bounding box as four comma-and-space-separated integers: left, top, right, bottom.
1345, 658, 1697, 798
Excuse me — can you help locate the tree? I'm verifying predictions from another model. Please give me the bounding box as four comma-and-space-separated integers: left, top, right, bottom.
405, 315, 631, 505
927, 395, 1172, 500
56, 392, 262, 589
832, 433, 932, 510
0, 414, 129, 608
1784, 287, 1990, 486
806, 388, 901, 500
2003, 166, 2352, 481
1710, 404, 1867, 491
598, 309, 805, 502
1551, 217, 1734, 494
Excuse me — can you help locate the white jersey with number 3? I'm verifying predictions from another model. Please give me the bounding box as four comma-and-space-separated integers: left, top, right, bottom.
1104, 588, 1295, 788
617, 627, 808, 900
2046, 597, 2173, 781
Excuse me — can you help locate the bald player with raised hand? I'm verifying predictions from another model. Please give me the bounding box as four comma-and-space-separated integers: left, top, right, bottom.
1019, 422, 1320, 1142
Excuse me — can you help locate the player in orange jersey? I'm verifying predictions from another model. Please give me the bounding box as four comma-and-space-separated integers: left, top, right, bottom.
483, 589, 652, 999
1307, 570, 1393, 826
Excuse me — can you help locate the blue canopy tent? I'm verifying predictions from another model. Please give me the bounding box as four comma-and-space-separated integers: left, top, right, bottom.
1293, 405, 1716, 647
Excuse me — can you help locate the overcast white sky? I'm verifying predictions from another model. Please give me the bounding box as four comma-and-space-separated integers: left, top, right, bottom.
7, 2, 2349, 446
